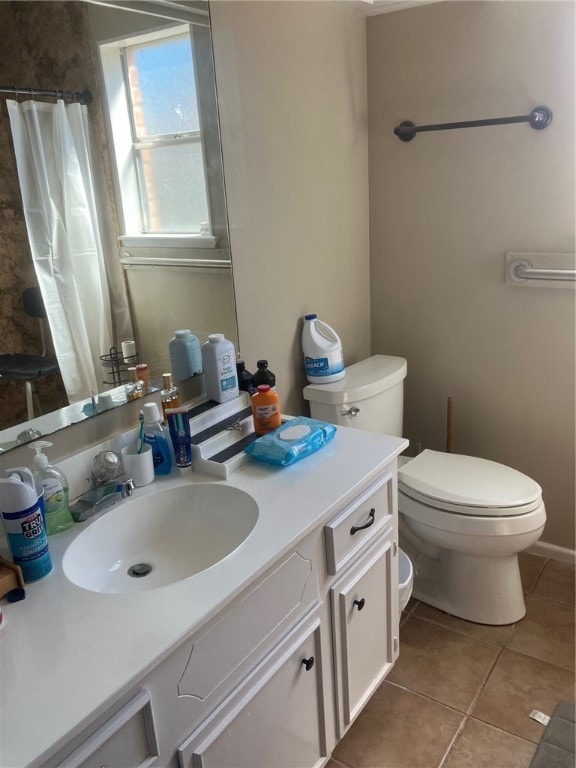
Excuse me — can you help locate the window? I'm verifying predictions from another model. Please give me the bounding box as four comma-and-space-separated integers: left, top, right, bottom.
125, 32, 208, 233
99, 20, 224, 248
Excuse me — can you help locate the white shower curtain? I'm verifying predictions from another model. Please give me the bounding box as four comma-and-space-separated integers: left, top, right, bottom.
7, 98, 132, 402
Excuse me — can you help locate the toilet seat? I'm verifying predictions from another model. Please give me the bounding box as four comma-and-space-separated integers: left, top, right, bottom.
399, 449, 542, 517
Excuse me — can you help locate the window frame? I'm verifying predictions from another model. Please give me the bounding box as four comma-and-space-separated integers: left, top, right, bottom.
98, 15, 228, 251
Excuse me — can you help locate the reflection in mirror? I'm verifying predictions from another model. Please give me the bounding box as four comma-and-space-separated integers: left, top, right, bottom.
0, 0, 238, 451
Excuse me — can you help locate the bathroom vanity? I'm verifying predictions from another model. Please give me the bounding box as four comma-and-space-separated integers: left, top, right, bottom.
0, 414, 406, 768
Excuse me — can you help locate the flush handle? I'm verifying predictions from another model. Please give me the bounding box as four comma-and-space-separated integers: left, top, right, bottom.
341, 406, 360, 417
350, 508, 375, 535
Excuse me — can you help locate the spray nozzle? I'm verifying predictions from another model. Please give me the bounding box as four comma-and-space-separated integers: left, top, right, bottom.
29, 440, 53, 470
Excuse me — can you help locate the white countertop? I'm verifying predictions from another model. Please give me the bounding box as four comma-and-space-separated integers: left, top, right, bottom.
0, 425, 406, 768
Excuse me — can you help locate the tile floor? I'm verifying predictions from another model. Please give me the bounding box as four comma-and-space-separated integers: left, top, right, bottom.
329, 553, 576, 768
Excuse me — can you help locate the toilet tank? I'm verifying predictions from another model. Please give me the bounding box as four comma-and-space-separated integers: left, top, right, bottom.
303, 355, 407, 436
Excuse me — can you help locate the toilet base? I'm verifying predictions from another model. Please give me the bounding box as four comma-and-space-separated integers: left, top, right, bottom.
410, 549, 526, 625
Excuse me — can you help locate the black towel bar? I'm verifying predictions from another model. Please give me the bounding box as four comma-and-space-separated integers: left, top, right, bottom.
394, 106, 552, 142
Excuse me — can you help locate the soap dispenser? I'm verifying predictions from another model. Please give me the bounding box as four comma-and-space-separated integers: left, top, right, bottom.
29, 441, 74, 534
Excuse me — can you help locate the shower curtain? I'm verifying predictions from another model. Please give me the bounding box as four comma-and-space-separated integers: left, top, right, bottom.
7, 98, 133, 402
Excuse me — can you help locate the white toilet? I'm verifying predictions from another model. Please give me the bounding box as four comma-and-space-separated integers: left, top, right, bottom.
303, 355, 546, 625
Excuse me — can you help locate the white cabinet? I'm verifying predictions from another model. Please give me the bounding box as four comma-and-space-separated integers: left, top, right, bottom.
42, 462, 400, 768
331, 534, 398, 736
323, 472, 399, 738
178, 611, 328, 768
53, 690, 159, 768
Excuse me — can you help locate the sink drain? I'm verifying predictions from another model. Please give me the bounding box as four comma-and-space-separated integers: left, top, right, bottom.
128, 563, 153, 578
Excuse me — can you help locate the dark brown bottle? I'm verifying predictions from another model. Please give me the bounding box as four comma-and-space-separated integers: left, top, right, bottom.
252, 360, 276, 390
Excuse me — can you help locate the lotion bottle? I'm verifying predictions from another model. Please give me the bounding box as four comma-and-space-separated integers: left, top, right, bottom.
201, 334, 240, 403
29, 441, 73, 535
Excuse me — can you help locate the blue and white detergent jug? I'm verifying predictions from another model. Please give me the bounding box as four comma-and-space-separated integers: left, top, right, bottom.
301, 314, 345, 384
0, 467, 52, 582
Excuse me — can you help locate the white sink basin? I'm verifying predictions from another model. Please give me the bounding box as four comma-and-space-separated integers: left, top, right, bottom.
62, 484, 259, 594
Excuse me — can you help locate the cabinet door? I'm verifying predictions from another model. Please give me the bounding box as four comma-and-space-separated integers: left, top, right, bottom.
331, 533, 398, 737
54, 689, 159, 768
178, 612, 328, 768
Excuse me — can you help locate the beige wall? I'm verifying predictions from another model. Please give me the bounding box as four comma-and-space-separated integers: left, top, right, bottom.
210, 1, 371, 415
367, 1, 575, 547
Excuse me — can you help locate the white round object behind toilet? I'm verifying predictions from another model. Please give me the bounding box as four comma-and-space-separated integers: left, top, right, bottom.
398, 548, 413, 613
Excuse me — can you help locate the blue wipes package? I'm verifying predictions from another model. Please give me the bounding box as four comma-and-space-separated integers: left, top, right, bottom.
245, 416, 336, 467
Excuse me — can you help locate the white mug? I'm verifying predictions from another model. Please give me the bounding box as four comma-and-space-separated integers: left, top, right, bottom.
121, 443, 154, 487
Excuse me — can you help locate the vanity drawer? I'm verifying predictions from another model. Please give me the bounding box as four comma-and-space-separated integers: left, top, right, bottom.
54, 689, 158, 768
325, 473, 393, 575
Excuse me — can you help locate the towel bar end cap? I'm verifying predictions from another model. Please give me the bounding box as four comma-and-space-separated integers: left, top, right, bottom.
394, 120, 416, 142
530, 106, 553, 130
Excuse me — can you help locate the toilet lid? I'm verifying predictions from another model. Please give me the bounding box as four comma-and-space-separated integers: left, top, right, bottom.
399, 449, 542, 515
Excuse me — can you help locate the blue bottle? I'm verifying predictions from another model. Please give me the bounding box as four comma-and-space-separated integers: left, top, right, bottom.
0, 467, 52, 582
169, 330, 203, 384
142, 403, 172, 475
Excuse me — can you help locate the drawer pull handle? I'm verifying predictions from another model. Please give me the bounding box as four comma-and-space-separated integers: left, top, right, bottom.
302, 656, 315, 671
353, 598, 366, 611
350, 508, 376, 535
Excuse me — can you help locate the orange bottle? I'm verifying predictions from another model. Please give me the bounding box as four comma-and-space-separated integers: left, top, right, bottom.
251, 385, 281, 435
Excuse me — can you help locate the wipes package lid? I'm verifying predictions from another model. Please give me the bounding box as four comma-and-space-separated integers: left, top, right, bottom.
244, 416, 336, 467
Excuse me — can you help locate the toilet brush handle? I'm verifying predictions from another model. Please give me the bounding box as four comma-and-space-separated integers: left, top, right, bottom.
350, 508, 376, 535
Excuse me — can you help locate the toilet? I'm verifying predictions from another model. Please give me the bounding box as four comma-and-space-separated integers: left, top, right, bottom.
303, 355, 546, 625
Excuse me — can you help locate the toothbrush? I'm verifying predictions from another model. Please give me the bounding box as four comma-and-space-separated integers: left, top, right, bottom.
136, 410, 144, 454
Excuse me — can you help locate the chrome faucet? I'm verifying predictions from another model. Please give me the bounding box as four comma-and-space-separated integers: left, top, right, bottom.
70, 451, 135, 522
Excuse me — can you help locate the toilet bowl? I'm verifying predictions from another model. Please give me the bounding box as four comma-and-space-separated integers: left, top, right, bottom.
398, 450, 546, 624
303, 355, 547, 626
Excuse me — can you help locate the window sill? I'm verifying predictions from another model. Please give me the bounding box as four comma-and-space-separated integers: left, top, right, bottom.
119, 234, 217, 249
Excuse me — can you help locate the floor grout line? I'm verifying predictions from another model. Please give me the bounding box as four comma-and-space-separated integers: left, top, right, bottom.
467, 646, 505, 714
436, 713, 468, 768
403, 610, 515, 650
524, 556, 549, 598
384, 679, 472, 718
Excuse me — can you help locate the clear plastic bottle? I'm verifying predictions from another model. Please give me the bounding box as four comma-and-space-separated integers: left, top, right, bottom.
161, 373, 181, 424
135, 363, 151, 394
142, 402, 173, 475
29, 441, 73, 534
125, 367, 145, 401
201, 334, 240, 403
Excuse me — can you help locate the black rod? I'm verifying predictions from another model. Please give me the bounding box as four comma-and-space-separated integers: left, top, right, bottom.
394, 106, 552, 142
0, 86, 93, 105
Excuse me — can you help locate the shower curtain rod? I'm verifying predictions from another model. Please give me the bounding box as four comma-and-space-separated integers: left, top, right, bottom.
394, 106, 552, 142
0, 86, 92, 104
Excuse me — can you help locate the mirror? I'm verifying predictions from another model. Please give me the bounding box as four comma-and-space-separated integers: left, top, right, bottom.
0, 0, 238, 451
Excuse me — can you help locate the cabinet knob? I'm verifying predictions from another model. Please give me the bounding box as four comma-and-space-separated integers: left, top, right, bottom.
301, 656, 315, 671
350, 509, 375, 535
353, 598, 366, 611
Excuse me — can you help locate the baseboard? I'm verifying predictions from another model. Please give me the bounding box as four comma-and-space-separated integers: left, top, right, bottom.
527, 541, 576, 565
